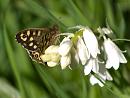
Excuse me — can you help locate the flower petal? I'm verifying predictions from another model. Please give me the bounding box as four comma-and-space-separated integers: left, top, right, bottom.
98, 70, 113, 81
60, 53, 71, 69
98, 73, 106, 82
102, 28, 113, 34
45, 45, 59, 54
83, 27, 100, 58
118, 51, 127, 63
108, 39, 127, 63
92, 59, 99, 73
84, 59, 93, 75
40, 54, 51, 62
90, 75, 104, 87
47, 61, 58, 67
77, 36, 90, 65
50, 53, 60, 62
58, 37, 72, 56
97, 63, 113, 81
104, 38, 120, 70
106, 71, 113, 81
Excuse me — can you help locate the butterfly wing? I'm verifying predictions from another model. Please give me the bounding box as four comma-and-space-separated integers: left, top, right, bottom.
27, 50, 44, 64
16, 28, 48, 51
15, 26, 59, 64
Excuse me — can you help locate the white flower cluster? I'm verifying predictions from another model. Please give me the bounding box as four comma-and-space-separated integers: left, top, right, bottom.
40, 26, 127, 87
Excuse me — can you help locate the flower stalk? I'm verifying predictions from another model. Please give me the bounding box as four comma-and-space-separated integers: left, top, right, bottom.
40, 26, 127, 87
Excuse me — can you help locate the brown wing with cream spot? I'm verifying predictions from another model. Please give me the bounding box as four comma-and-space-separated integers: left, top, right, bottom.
15, 25, 59, 64
28, 50, 44, 64
16, 28, 49, 52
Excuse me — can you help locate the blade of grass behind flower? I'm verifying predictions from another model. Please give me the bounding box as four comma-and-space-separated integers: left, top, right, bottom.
103, 0, 125, 38
89, 86, 101, 98
5, 7, 18, 35
81, 76, 87, 98
3, 24, 26, 98
62, 0, 91, 26
104, 83, 130, 98
92, 0, 104, 28
115, 3, 125, 38
35, 65, 70, 98
22, 78, 49, 98
103, 0, 116, 28
4, 6, 34, 77
22, 0, 67, 30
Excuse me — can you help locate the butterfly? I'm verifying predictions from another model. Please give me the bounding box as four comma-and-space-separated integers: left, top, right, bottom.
15, 25, 59, 64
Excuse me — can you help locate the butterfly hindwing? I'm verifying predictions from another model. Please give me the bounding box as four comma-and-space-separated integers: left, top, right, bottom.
27, 50, 44, 64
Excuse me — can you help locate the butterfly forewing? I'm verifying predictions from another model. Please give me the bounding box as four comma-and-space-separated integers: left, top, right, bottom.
16, 26, 59, 64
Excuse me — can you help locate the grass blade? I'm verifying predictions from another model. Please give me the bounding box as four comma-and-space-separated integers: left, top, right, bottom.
3, 24, 26, 98
35, 65, 70, 98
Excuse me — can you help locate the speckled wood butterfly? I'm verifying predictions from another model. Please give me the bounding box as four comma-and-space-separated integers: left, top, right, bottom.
16, 25, 59, 64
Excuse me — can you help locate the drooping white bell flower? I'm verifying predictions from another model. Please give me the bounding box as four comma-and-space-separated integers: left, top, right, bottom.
103, 38, 127, 70
97, 63, 113, 82
58, 37, 73, 69
58, 37, 72, 56
84, 58, 99, 75
40, 45, 60, 67
83, 27, 100, 58
76, 36, 90, 65
89, 64, 113, 87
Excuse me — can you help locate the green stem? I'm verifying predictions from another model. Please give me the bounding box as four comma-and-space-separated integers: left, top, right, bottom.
112, 39, 130, 42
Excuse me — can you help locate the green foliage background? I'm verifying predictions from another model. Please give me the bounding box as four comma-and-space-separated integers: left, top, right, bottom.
0, 0, 130, 98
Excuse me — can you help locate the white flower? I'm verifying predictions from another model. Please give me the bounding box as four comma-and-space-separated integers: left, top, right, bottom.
47, 61, 58, 67
45, 45, 59, 54
83, 27, 100, 58
97, 27, 113, 35
89, 64, 113, 87
76, 36, 90, 65
58, 37, 75, 69
106, 71, 113, 81
85, 56, 113, 87
40, 45, 60, 67
58, 37, 72, 56
60, 53, 71, 69
84, 58, 99, 75
90, 75, 104, 87
102, 28, 113, 34
103, 38, 127, 70
97, 63, 113, 82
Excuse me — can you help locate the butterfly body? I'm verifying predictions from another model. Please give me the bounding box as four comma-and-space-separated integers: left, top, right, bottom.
16, 25, 59, 64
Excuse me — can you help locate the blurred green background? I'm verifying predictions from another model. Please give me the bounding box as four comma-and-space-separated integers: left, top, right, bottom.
0, 0, 130, 98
